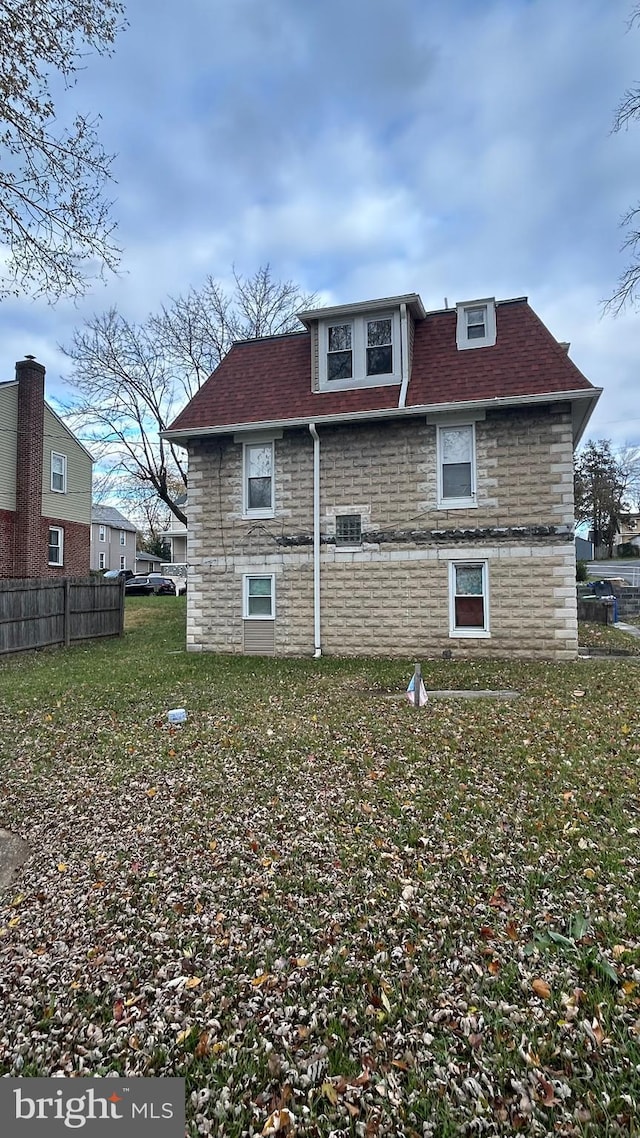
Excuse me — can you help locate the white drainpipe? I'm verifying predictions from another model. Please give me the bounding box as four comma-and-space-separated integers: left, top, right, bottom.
398, 302, 409, 408
309, 422, 322, 657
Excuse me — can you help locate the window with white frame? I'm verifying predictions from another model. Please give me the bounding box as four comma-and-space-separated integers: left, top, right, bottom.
243, 574, 275, 619
320, 311, 400, 390
98, 525, 106, 542
455, 299, 496, 350
119, 530, 126, 546
120, 555, 126, 570
51, 452, 67, 493
437, 423, 476, 508
48, 526, 64, 566
243, 441, 274, 517
449, 561, 489, 637
98, 552, 106, 570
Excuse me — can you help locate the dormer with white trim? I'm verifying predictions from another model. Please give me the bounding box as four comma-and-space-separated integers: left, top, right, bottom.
297, 293, 426, 394
455, 297, 497, 350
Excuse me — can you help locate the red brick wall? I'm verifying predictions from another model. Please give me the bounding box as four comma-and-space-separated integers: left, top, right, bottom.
41, 517, 90, 577
0, 509, 15, 577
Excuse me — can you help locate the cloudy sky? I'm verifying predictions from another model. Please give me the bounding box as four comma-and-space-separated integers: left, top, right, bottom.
2, 0, 639, 447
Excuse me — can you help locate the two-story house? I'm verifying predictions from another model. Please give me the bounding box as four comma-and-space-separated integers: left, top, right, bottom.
163, 293, 601, 660
90, 506, 137, 573
0, 357, 92, 578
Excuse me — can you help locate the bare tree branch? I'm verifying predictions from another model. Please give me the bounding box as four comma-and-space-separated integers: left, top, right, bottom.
62, 266, 316, 521
0, 0, 125, 300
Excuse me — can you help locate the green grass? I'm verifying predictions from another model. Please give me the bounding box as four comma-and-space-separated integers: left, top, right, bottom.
578, 619, 640, 654
0, 599, 640, 1136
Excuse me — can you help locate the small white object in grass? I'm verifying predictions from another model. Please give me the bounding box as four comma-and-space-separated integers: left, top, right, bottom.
167, 708, 187, 724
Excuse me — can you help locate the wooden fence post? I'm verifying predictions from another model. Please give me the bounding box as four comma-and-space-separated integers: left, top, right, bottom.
63, 578, 71, 647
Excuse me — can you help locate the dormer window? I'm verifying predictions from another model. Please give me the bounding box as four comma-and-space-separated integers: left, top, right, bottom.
328, 324, 353, 380
367, 318, 393, 375
456, 298, 497, 350
319, 310, 400, 390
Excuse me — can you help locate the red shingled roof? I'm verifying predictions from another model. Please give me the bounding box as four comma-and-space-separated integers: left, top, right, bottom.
167, 298, 595, 434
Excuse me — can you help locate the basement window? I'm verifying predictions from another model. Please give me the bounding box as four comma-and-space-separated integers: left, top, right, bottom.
335, 514, 362, 546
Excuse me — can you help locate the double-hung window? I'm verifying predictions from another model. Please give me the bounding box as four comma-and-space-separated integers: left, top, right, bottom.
244, 442, 274, 517
119, 530, 126, 546
449, 562, 489, 637
51, 452, 67, 493
98, 525, 106, 542
243, 574, 275, 619
98, 552, 106, 570
327, 324, 353, 381
455, 298, 497, 350
320, 312, 400, 389
48, 526, 64, 566
437, 424, 476, 508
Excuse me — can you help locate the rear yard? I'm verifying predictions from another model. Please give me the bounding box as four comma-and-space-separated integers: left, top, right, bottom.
0, 599, 639, 1136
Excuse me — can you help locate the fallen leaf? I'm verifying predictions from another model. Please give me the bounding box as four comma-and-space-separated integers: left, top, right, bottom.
146, 787, 157, 798
251, 972, 271, 987
532, 978, 551, 1000
185, 976, 202, 989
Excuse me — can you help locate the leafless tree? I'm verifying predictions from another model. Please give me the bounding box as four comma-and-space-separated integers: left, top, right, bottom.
62, 265, 316, 521
607, 4, 640, 312
0, 0, 125, 300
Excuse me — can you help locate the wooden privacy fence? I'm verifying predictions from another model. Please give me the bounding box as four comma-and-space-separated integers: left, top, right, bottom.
0, 577, 125, 656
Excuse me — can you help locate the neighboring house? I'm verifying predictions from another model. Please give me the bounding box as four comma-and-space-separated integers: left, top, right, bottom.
161, 496, 188, 563
613, 512, 640, 552
575, 536, 594, 561
90, 506, 137, 572
163, 293, 601, 660
0, 357, 92, 578
135, 550, 163, 574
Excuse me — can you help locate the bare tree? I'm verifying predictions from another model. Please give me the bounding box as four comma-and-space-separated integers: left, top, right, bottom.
607, 4, 640, 312
0, 0, 125, 300
62, 265, 316, 521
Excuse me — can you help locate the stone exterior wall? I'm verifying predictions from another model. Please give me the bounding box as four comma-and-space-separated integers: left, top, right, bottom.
186, 405, 577, 660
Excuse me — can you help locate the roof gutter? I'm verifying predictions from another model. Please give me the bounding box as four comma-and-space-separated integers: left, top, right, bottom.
163, 387, 602, 446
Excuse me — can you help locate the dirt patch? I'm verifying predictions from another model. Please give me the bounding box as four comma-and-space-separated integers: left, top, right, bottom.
0, 828, 29, 891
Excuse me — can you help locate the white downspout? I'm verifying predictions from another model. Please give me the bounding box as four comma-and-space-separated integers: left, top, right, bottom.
398, 302, 409, 408
309, 422, 322, 657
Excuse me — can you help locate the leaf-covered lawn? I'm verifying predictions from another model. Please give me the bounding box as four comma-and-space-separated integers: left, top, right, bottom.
1, 599, 640, 1136
578, 621, 640, 655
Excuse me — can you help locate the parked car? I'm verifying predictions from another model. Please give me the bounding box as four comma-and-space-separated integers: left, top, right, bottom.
147, 575, 177, 596
103, 568, 134, 580
124, 575, 154, 596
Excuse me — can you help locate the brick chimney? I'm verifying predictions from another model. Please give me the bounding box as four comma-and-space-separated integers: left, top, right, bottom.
15, 356, 46, 578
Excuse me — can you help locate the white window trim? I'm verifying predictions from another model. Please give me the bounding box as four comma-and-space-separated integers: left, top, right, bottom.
318, 310, 402, 391
98, 525, 106, 542
455, 298, 497, 350
243, 573, 275, 620
436, 422, 477, 510
50, 452, 67, 494
120, 555, 126, 570
98, 552, 106, 570
242, 440, 275, 519
119, 530, 126, 546
48, 526, 64, 566
448, 560, 490, 639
